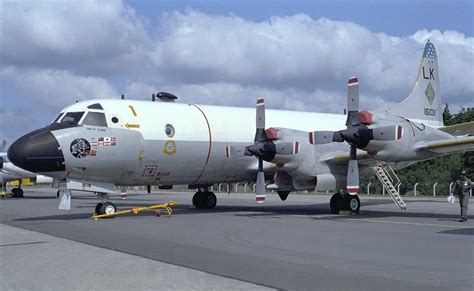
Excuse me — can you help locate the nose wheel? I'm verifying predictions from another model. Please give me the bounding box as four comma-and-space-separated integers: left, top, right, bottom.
192, 190, 217, 209
95, 202, 117, 215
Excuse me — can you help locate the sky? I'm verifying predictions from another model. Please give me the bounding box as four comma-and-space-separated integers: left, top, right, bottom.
1, 0, 473, 144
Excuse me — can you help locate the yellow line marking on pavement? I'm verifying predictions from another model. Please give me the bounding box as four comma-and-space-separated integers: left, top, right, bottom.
345, 218, 472, 229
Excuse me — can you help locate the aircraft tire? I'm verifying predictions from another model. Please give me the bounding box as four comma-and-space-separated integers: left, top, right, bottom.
192, 192, 199, 206
57, 190, 60, 198
100, 202, 117, 215
330, 193, 341, 214
12, 188, 23, 198
204, 192, 217, 209
344, 194, 360, 214
95, 203, 103, 215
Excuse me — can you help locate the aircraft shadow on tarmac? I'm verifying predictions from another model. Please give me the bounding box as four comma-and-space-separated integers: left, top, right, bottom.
437, 228, 474, 236
13, 199, 469, 224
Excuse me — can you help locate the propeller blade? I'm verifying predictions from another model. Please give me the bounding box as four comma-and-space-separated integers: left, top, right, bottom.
275, 141, 300, 155
256, 158, 266, 203
225, 145, 251, 158
309, 131, 336, 145
372, 125, 403, 141
346, 76, 360, 127
255, 98, 266, 143
346, 146, 359, 195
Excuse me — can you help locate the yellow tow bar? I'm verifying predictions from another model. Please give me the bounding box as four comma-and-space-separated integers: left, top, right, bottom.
0, 191, 12, 199
91, 201, 180, 221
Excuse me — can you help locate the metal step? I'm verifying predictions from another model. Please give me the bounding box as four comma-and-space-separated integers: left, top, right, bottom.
373, 164, 406, 210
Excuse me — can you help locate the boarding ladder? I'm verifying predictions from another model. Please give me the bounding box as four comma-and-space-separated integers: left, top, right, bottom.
372, 163, 407, 210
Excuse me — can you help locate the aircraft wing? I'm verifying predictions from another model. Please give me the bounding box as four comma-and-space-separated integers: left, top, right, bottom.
439, 121, 474, 136
416, 136, 474, 154
322, 150, 376, 167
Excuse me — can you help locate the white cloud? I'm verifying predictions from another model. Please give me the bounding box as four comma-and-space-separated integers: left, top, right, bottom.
1, 3, 473, 143
0, 67, 118, 108
150, 10, 473, 108
0, 0, 151, 76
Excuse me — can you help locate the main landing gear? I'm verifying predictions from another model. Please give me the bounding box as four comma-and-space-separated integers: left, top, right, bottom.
192, 189, 217, 209
94, 193, 117, 215
330, 191, 360, 214
11, 187, 24, 198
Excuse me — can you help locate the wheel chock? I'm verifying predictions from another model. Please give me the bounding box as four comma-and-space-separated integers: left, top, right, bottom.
91, 201, 180, 220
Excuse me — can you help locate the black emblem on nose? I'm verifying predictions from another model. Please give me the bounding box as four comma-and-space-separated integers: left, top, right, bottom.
70, 138, 90, 159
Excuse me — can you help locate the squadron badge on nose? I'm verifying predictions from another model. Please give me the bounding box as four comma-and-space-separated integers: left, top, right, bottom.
70, 138, 91, 159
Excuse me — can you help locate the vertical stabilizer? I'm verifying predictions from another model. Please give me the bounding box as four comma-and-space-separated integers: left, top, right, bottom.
383, 41, 443, 128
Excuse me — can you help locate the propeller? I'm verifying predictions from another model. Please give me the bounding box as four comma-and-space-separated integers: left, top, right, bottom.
225, 98, 299, 203
309, 77, 403, 195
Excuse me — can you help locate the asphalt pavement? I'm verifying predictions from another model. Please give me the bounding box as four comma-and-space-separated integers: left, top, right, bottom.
1, 188, 473, 290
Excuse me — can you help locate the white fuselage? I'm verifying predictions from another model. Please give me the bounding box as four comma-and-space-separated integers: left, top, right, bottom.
50, 99, 347, 186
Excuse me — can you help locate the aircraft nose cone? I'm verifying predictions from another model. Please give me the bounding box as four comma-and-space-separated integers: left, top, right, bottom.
7, 128, 65, 173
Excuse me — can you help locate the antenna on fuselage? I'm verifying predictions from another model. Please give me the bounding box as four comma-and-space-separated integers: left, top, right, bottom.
156, 92, 178, 102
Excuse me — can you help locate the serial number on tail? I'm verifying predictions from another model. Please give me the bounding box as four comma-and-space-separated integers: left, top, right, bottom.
424, 108, 436, 116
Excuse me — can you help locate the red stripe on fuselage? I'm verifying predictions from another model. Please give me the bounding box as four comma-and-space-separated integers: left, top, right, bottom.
190, 104, 212, 184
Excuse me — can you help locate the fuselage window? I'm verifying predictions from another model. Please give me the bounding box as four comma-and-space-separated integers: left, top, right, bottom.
165, 124, 175, 137
82, 112, 108, 127
61, 112, 85, 124
52, 112, 65, 123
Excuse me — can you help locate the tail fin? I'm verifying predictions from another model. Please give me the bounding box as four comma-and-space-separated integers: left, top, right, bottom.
383, 41, 443, 128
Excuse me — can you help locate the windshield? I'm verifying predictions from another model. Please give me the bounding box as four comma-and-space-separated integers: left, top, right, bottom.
61, 112, 85, 124
82, 112, 107, 127
52, 112, 64, 123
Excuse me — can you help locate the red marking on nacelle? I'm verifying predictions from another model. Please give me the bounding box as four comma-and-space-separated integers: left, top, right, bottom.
265, 128, 280, 140
359, 111, 373, 125
396, 125, 403, 140
294, 141, 300, 154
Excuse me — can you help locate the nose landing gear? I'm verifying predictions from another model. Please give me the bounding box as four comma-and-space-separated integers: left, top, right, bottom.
94, 193, 117, 215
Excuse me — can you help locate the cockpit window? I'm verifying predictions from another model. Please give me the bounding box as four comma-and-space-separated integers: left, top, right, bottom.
52, 112, 64, 123
82, 112, 107, 127
1, 154, 8, 163
61, 112, 85, 124
87, 103, 104, 110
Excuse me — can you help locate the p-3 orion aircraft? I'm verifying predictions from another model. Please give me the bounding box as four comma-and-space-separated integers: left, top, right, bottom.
7, 41, 474, 215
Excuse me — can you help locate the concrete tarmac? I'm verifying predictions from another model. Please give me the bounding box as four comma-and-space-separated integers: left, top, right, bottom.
1, 188, 473, 290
